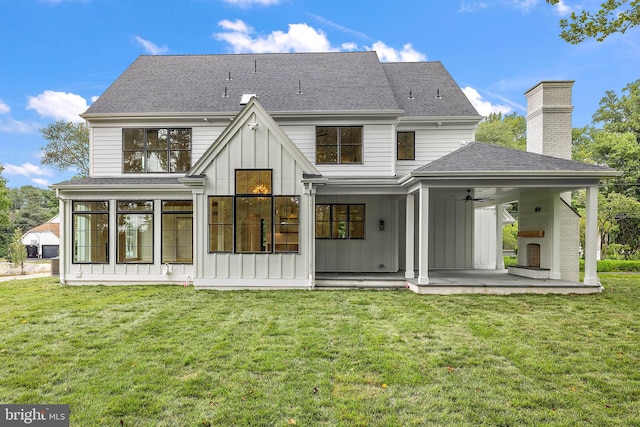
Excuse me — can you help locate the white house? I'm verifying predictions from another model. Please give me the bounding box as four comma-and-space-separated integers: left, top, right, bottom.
53, 52, 617, 293
21, 215, 60, 259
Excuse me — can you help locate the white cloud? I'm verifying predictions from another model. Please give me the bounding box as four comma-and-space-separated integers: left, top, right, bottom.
341, 42, 358, 51
0, 100, 10, 114
91, 95, 100, 103
511, 0, 539, 11
32, 178, 52, 187
458, 1, 489, 12
4, 162, 55, 177
27, 90, 88, 122
214, 20, 334, 53
135, 36, 169, 55
369, 41, 426, 62
0, 117, 38, 133
462, 86, 512, 116
219, 19, 252, 33
214, 20, 427, 62
551, 0, 574, 15
223, 0, 280, 7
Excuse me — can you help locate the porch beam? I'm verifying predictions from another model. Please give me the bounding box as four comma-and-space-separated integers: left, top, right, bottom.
584, 185, 598, 285
418, 185, 429, 285
405, 193, 415, 279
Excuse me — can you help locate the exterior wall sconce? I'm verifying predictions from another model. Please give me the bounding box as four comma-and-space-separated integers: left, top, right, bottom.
379, 220, 385, 231
247, 122, 259, 130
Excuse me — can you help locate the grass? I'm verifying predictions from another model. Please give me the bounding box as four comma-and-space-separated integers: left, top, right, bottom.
1, 277, 639, 426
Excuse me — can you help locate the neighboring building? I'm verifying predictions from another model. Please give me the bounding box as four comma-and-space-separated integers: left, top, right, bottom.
53, 52, 617, 292
21, 215, 60, 259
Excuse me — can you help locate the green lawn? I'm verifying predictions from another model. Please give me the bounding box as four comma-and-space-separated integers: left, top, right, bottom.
1, 276, 638, 426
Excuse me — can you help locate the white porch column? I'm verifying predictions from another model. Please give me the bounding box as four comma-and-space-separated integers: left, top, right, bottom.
550, 194, 562, 279
405, 193, 415, 279
418, 185, 429, 285
584, 185, 599, 285
495, 203, 504, 270
58, 197, 66, 284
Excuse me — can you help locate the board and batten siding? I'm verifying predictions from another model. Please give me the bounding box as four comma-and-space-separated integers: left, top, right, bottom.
426, 191, 474, 269
90, 125, 226, 177
195, 117, 311, 287
315, 194, 398, 273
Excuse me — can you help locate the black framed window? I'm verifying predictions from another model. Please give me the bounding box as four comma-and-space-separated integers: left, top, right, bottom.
397, 131, 415, 160
72, 201, 109, 264
208, 169, 299, 253
315, 204, 365, 239
316, 126, 363, 164
116, 201, 153, 264
162, 201, 193, 263
123, 128, 191, 173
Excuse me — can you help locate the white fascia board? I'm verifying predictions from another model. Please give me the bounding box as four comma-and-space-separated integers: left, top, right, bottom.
398, 115, 484, 125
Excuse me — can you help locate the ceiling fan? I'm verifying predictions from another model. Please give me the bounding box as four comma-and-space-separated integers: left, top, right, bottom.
463, 189, 492, 203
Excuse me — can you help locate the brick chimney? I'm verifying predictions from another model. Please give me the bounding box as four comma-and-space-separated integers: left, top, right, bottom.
525, 81, 574, 160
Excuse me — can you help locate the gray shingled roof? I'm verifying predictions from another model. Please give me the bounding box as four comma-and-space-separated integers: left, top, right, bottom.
53, 177, 183, 187
382, 62, 479, 117
412, 142, 618, 175
84, 52, 479, 118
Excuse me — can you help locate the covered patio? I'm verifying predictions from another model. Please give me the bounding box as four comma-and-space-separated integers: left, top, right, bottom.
315, 269, 601, 295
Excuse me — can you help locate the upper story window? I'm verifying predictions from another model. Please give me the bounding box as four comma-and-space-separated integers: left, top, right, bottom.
123, 128, 191, 173
316, 126, 362, 164
397, 131, 415, 160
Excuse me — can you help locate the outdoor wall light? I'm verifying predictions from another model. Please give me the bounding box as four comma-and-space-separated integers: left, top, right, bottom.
379, 220, 385, 231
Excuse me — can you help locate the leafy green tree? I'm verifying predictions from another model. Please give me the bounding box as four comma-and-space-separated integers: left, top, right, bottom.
0, 165, 9, 229
547, 0, 640, 44
475, 112, 526, 150
40, 120, 90, 177
597, 192, 640, 259
8, 227, 26, 274
573, 129, 640, 197
592, 79, 640, 141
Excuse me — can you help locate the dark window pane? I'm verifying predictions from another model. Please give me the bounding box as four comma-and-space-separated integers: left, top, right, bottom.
275, 196, 299, 253
123, 151, 144, 172
235, 170, 272, 195
209, 197, 234, 252
162, 201, 193, 263
123, 129, 144, 150
397, 132, 415, 160
235, 197, 272, 253
170, 129, 191, 150
73, 212, 109, 263
146, 129, 168, 150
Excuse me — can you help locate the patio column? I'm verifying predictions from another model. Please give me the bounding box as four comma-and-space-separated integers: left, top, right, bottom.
405, 193, 415, 279
495, 203, 504, 270
550, 194, 562, 279
584, 185, 598, 285
418, 185, 429, 285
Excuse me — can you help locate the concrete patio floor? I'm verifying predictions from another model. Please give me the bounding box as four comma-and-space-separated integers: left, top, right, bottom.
315, 269, 603, 295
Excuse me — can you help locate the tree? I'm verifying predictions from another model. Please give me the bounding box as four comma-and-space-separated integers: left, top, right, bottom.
547, 0, 640, 44
597, 192, 640, 259
474, 112, 526, 150
592, 79, 640, 141
8, 227, 26, 274
0, 165, 9, 230
40, 120, 90, 178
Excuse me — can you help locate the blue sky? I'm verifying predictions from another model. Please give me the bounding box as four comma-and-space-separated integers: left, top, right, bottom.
0, 0, 638, 188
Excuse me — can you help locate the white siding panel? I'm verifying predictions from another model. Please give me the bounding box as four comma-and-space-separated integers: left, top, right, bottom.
395, 125, 477, 177
192, 126, 224, 164
92, 127, 123, 177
